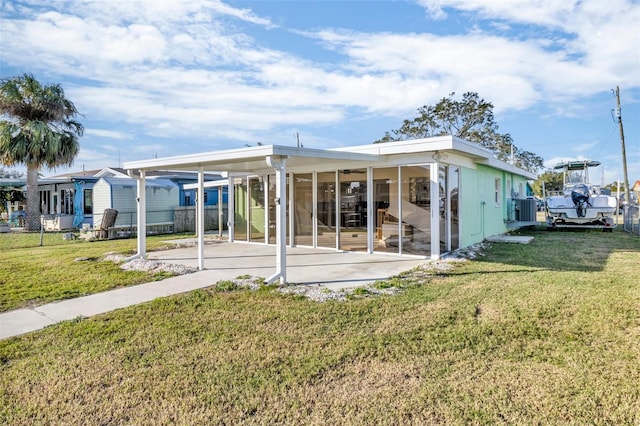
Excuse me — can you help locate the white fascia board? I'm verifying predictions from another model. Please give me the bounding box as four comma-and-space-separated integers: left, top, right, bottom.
183, 179, 229, 190
330, 136, 454, 155
335, 136, 535, 178
450, 136, 493, 159
481, 156, 538, 179
450, 138, 536, 178
123, 144, 378, 173
124, 145, 278, 171
273, 145, 379, 162
331, 136, 492, 160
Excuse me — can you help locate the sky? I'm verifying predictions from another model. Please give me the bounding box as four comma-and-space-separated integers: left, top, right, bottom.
1, 0, 639, 186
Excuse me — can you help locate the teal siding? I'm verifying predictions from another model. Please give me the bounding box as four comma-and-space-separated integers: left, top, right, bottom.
459, 164, 522, 247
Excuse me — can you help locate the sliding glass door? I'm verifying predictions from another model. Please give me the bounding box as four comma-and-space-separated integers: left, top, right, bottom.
401, 165, 431, 256
373, 167, 399, 253
450, 166, 459, 251
338, 169, 367, 252
440, 165, 459, 252
248, 177, 265, 242
317, 172, 336, 248
233, 177, 247, 241
293, 173, 313, 246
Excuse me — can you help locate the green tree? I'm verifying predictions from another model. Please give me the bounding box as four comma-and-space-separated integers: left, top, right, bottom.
376, 92, 543, 173
0, 73, 83, 230
603, 182, 626, 193
531, 171, 564, 197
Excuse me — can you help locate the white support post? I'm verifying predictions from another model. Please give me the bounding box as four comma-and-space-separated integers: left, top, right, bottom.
446, 167, 453, 252
430, 163, 440, 259
218, 186, 224, 238
288, 173, 294, 247
245, 177, 250, 243
56, 188, 62, 215
312, 171, 318, 248
366, 167, 374, 254
228, 178, 235, 242
335, 170, 340, 250
264, 176, 269, 244
397, 166, 403, 254
137, 170, 147, 259
266, 156, 287, 284
197, 167, 205, 270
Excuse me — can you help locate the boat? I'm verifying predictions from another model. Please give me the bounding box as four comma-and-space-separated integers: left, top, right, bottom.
544, 160, 617, 231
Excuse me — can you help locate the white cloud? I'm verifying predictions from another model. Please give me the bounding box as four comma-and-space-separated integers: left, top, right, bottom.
55, 147, 119, 174
417, 0, 577, 25
418, 1, 449, 20
1, 0, 278, 80
25, 0, 274, 28
571, 141, 600, 153
84, 129, 132, 140
2, 0, 638, 163
414, 0, 640, 88
312, 1, 639, 110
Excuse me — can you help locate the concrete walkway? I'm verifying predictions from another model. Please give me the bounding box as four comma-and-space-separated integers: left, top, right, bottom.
1, 242, 428, 339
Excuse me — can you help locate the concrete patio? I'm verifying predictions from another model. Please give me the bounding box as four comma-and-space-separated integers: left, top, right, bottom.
148, 239, 429, 289
1, 241, 428, 339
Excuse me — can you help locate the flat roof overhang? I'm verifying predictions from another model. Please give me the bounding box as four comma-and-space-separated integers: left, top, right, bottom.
123, 145, 380, 174
330, 135, 491, 161
123, 135, 535, 179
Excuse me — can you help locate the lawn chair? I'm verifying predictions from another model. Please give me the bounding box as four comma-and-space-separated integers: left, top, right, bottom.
80, 208, 118, 240
96, 208, 118, 239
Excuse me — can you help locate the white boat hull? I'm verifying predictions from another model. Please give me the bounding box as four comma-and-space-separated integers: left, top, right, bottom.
545, 159, 617, 230
546, 194, 617, 228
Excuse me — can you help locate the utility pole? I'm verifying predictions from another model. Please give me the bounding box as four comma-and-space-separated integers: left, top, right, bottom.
614, 86, 631, 209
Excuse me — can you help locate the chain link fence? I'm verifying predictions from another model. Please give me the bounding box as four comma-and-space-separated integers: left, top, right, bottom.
622, 204, 639, 235
97, 206, 228, 238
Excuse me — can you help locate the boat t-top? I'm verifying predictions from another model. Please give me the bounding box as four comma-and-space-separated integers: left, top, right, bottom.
545, 160, 617, 231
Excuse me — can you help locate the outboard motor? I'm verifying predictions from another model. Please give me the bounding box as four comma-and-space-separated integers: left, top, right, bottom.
571, 184, 590, 217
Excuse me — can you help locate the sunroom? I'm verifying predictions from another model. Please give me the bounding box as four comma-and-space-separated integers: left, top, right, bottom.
123, 136, 536, 284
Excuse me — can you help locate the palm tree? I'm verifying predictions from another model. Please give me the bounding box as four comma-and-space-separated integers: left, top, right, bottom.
0, 73, 84, 230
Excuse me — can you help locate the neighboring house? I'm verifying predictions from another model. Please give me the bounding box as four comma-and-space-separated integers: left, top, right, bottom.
34, 167, 225, 230
35, 170, 101, 230
123, 136, 538, 280
92, 177, 179, 229
614, 179, 640, 207
0, 177, 27, 224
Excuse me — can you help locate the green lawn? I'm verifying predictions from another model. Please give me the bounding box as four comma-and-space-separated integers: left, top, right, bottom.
1, 228, 639, 424
0, 232, 189, 312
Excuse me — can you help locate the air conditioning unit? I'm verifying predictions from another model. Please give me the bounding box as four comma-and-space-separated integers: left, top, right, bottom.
516, 199, 537, 221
